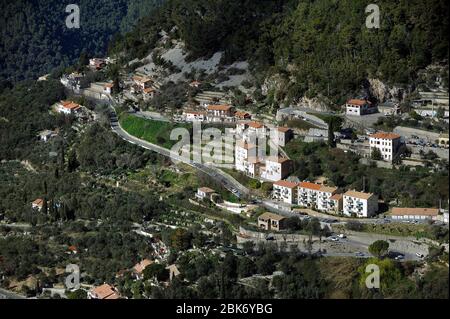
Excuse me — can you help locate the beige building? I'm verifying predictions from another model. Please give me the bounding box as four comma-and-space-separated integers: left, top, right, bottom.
258, 212, 287, 231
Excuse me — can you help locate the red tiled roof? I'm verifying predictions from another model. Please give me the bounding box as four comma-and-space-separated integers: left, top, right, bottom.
133, 259, 154, 275
370, 132, 401, 140
391, 207, 439, 216
344, 190, 376, 200
32, 198, 44, 207
207, 104, 233, 111
274, 180, 298, 189
330, 194, 343, 201
347, 99, 371, 106
299, 182, 321, 191
278, 127, 292, 133
90, 284, 120, 300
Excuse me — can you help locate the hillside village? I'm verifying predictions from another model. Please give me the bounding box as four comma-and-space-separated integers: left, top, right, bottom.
1, 1, 449, 301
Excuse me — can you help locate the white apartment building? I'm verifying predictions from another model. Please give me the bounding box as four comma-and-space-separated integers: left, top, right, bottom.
343, 190, 378, 218
260, 157, 292, 182
235, 141, 259, 177
273, 180, 299, 204
298, 182, 321, 208
317, 186, 340, 212
346, 99, 376, 116
369, 132, 402, 162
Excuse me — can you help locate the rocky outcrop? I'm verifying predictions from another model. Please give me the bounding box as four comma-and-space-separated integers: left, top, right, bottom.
366, 78, 407, 103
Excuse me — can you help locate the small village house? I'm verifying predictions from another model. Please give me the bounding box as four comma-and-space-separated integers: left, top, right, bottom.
31, 198, 44, 211
88, 284, 121, 299
345, 99, 377, 116
56, 101, 82, 115
196, 187, 216, 201
132, 259, 154, 280
258, 212, 287, 231
183, 110, 207, 122
272, 127, 294, 147
206, 104, 236, 122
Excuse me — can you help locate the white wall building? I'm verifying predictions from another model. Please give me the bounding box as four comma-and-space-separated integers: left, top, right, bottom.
369, 132, 402, 162
346, 99, 376, 116
56, 101, 81, 115
298, 182, 321, 208
317, 186, 340, 212
235, 141, 259, 177
261, 157, 292, 182
343, 190, 378, 218
273, 180, 299, 204
390, 207, 440, 221
183, 110, 206, 122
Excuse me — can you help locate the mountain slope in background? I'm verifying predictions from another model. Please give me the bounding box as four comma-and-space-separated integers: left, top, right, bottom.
110, 0, 448, 105
0, 0, 164, 82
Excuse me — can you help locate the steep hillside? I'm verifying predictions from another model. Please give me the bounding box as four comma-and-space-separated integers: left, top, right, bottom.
110, 0, 449, 107
0, 0, 164, 82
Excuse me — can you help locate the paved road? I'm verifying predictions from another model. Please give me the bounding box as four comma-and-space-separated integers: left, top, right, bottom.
106, 100, 250, 198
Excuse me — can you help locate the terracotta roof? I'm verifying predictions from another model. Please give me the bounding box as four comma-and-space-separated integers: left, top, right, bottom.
347, 99, 371, 106
198, 187, 215, 194
32, 198, 44, 207
258, 212, 286, 221
143, 88, 155, 94
274, 180, 298, 189
133, 259, 154, 274
370, 132, 401, 140
278, 127, 292, 133
68, 245, 78, 252
319, 186, 338, 194
104, 83, 114, 88
344, 190, 376, 200
330, 194, 343, 201
90, 284, 120, 300
60, 101, 80, 110
299, 182, 322, 191
391, 207, 439, 217
207, 104, 233, 111
235, 111, 251, 118
246, 121, 264, 129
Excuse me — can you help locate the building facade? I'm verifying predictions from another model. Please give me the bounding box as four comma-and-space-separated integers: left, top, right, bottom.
273, 180, 299, 204
343, 190, 378, 218
369, 132, 402, 162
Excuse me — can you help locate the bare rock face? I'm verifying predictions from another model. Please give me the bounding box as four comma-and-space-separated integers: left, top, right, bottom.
367, 78, 406, 103
261, 74, 287, 96
294, 96, 329, 112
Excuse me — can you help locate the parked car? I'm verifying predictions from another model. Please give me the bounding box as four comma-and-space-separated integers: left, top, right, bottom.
416, 253, 424, 258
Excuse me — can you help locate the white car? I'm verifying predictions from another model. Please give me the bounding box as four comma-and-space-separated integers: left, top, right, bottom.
416, 253, 424, 258
338, 234, 346, 239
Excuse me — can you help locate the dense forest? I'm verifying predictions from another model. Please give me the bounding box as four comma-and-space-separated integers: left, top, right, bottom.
0, 0, 164, 81
110, 0, 449, 104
